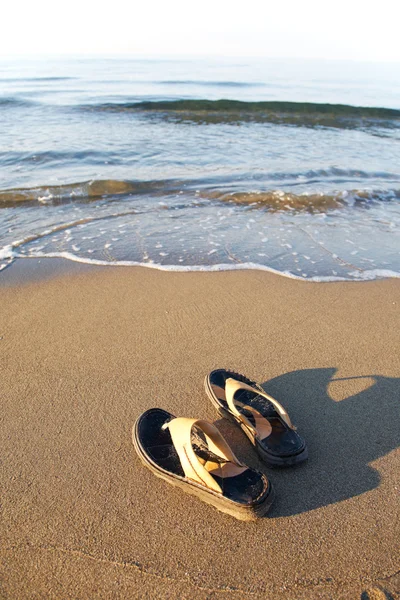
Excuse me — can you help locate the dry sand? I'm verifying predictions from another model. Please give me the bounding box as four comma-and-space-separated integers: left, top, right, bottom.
1, 259, 399, 599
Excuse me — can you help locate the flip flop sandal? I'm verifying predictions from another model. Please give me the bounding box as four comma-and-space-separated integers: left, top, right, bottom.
132, 408, 274, 521
205, 369, 308, 467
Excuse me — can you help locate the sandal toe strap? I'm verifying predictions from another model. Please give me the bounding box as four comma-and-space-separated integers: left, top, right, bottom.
162, 417, 243, 494
225, 377, 295, 433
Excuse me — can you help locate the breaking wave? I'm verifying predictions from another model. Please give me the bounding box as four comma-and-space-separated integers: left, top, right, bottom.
0, 179, 173, 207
79, 99, 400, 130
1, 178, 399, 212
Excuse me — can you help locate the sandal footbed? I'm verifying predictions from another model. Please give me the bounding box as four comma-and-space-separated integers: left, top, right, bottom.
132, 408, 274, 519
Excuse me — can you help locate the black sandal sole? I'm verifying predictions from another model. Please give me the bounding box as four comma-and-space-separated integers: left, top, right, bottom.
132, 416, 274, 521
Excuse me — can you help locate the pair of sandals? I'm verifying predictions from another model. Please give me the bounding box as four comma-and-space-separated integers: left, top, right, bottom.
132, 369, 308, 521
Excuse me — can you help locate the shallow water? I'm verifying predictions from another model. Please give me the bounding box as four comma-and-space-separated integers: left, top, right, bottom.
1, 56, 399, 280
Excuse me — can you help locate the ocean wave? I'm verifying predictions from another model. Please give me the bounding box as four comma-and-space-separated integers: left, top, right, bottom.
79, 99, 400, 130
1, 178, 399, 211
0, 97, 37, 109
157, 80, 266, 88
262, 167, 400, 185
5, 93, 400, 131
0, 76, 75, 83
0, 150, 122, 167
207, 188, 400, 212
0, 179, 176, 207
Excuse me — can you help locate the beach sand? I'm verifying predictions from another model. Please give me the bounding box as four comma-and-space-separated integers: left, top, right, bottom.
1, 259, 399, 599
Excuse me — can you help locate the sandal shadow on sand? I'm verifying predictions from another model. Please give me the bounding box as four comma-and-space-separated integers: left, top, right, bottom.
132, 408, 274, 521
205, 369, 308, 467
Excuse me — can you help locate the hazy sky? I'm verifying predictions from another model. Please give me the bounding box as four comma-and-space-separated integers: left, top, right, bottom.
3, 0, 400, 62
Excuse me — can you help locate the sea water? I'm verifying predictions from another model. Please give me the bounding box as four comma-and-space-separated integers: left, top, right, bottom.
0, 56, 399, 281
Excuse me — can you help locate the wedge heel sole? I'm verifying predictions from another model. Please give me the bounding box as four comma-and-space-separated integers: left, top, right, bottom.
204, 375, 308, 468
132, 421, 274, 521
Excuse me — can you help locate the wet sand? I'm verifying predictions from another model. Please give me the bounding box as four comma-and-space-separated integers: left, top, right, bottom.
1, 259, 399, 599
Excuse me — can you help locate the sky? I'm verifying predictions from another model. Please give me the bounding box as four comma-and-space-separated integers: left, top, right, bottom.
2, 0, 400, 62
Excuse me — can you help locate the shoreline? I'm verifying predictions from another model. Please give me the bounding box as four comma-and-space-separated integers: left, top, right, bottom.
1, 260, 399, 599
0, 257, 107, 287
1, 256, 400, 287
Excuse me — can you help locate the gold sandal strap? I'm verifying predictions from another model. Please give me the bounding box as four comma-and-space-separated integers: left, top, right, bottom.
162, 417, 242, 494
225, 377, 294, 433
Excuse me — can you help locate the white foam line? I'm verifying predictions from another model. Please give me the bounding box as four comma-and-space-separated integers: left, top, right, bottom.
0, 245, 14, 260
3, 250, 400, 283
